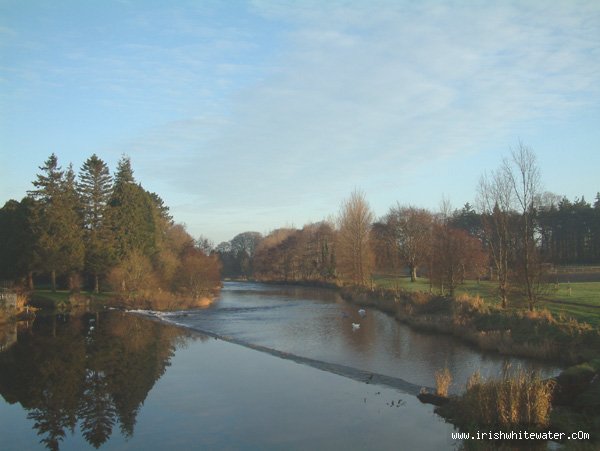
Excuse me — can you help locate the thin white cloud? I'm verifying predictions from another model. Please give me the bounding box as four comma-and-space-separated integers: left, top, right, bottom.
131, 0, 599, 241
5, 1, 598, 242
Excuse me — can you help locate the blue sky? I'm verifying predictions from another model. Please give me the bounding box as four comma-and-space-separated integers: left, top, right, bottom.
1, 0, 599, 244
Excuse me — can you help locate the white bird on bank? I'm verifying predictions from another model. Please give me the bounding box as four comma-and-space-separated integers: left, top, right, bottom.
358, 309, 366, 317
352, 323, 361, 331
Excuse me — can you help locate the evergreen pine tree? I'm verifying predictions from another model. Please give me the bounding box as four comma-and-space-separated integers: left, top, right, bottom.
28, 155, 84, 291
78, 155, 115, 292
108, 156, 160, 260
0, 198, 37, 287
114, 155, 134, 185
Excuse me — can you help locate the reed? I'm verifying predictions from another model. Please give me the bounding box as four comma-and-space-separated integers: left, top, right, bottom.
457, 368, 554, 429
435, 367, 452, 396
15, 293, 28, 310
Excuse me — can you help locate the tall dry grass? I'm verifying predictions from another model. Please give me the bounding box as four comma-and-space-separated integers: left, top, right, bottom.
458, 368, 554, 428
15, 293, 28, 311
435, 367, 453, 396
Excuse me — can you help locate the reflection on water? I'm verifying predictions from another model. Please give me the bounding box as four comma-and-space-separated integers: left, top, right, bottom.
164, 282, 560, 390
0, 321, 17, 352
0, 312, 189, 450
0, 283, 564, 450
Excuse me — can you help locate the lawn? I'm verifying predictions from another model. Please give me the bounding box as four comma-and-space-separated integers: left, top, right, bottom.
372, 274, 600, 328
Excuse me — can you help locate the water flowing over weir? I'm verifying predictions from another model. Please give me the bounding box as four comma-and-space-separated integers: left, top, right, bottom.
134, 281, 561, 394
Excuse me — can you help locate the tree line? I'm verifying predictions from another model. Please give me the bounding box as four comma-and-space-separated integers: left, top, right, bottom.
0, 154, 220, 300
216, 144, 600, 311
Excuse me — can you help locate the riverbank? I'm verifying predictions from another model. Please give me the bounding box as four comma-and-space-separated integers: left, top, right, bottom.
29, 287, 220, 312
338, 285, 600, 366
254, 277, 600, 364
420, 359, 600, 444
337, 284, 600, 442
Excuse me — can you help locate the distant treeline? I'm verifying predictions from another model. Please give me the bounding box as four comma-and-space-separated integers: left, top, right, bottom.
0, 154, 220, 301
216, 144, 600, 311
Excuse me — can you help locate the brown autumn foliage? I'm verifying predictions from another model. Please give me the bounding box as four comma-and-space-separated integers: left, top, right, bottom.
431, 223, 488, 295
253, 222, 336, 282
174, 249, 221, 300
108, 224, 221, 308
336, 190, 374, 286
107, 250, 158, 297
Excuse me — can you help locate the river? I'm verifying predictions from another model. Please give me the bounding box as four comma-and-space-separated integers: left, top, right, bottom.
0, 282, 561, 450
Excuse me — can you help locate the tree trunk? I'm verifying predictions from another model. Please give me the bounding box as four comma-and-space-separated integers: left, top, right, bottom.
94, 274, 99, 294
51, 270, 56, 292
28, 271, 34, 290
410, 266, 417, 282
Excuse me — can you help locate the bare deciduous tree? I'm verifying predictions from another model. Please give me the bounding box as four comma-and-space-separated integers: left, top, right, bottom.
477, 168, 514, 308
504, 142, 544, 311
336, 190, 374, 286
431, 222, 487, 296
387, 205, 433, 282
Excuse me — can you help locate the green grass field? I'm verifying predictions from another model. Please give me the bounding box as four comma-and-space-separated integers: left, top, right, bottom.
373, 275, 600, 328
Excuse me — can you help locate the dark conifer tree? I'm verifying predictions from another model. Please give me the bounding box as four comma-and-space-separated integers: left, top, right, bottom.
113, 155, 134, 185
28, 154, 84, 291
0, 198, 37, 287
108, 156, 160, 259
78, 155, 114, 292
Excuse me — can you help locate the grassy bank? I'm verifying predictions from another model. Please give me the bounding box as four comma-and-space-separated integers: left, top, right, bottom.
341, 281, 600, 441
341, 286, 600, 365
373, 275, 600, 328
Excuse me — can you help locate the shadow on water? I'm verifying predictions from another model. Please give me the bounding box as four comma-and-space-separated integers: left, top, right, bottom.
0, 312, 191, 451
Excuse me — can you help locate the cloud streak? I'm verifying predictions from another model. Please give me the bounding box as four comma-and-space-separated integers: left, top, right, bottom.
3, 1, 599, 242
121, 0, 600, 241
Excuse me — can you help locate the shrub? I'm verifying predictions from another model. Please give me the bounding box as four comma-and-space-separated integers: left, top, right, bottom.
454, 293, 486, 315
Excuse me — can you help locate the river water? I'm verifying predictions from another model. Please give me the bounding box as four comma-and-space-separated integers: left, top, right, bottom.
160, 282, 559, 391
0, 282, 561, 450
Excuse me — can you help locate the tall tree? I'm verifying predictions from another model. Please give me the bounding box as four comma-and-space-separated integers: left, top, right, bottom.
28, 155, 84, 291
336, 190, 374, 286
504, 143, 544, 311
450, 203, 483, 239
229, 231, 262, 277
78, 155, 114, 292
370, 221, 398, 274
108, 156, 160, 260
0, 198, 37, 288
431, 222, 487, 296
113, 155, 134, 186
386, 205, 433, 282
78, 155, 112, 231
477, 168, 514, 308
